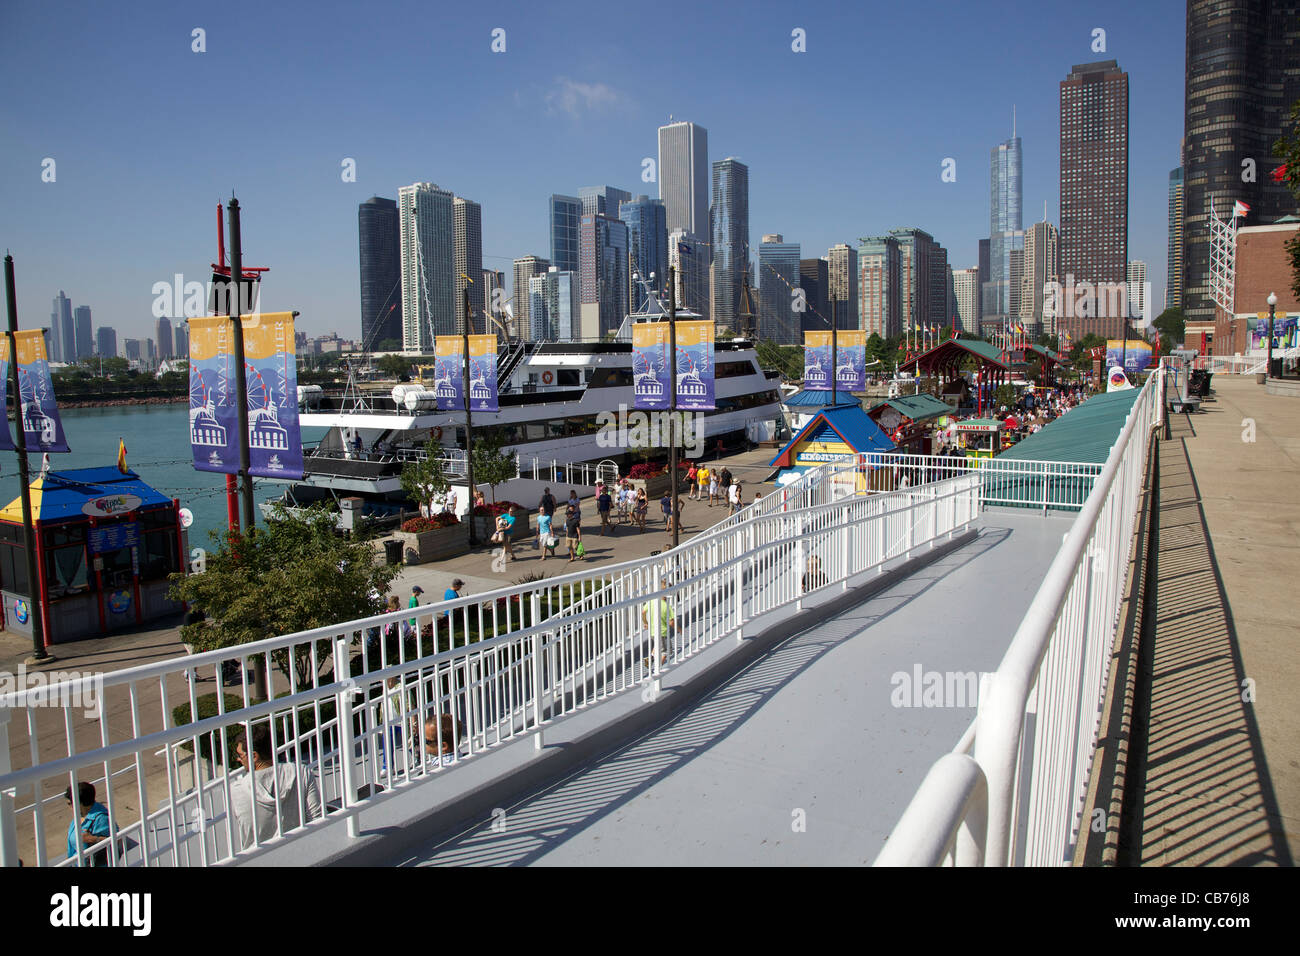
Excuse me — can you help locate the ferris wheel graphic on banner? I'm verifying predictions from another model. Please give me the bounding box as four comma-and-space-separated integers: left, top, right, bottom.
245, 361, 289, 453
16, 365, 57, 445
633, 341, 667, 402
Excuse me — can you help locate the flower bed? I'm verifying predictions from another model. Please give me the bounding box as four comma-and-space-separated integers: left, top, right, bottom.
401, 512, 459, 533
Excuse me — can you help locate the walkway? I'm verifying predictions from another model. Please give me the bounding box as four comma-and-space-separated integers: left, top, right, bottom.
390, 509, 1070, 866
1122, 377, 1298, 865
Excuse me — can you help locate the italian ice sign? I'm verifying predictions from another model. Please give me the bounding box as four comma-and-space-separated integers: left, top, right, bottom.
0, 329, 70, 453
188, 312, 303, 479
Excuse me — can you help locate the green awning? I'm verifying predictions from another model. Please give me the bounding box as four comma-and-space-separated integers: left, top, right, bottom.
999, 389, 1141, 465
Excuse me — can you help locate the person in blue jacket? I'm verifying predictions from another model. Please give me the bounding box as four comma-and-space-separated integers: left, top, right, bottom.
65, 782, 113, 866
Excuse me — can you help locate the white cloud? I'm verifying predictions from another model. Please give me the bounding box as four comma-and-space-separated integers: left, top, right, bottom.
544, 77, 624, 117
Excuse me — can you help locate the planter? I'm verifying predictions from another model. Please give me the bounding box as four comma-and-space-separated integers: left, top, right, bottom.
393, 525, 471, 564
628, 474, 674, 499
473, 511, 532, 543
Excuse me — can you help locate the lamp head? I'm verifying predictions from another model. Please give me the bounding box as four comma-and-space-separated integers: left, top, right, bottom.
1267, 292, 1278, 306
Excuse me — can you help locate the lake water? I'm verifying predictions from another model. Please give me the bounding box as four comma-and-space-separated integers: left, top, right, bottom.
0, 404, 326, 545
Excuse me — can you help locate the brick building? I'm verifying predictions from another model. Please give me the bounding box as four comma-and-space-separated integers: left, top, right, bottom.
1207, 218, 1300, 356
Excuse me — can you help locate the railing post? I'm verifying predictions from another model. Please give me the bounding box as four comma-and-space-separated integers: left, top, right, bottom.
0, 707, 18, 867
332, 634, 361, 839
531, 610, 545, 750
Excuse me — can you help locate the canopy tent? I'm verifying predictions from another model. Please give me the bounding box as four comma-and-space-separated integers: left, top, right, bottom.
867, 393, 953, 455
0, 468, 174, 525
898, 339, 1029, 416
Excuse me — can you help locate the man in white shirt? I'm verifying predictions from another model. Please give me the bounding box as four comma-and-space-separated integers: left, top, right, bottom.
229, 724, 322, 851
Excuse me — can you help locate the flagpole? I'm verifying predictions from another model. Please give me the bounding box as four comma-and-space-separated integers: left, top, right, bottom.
4, 255, 53, 664
227, 198, 256, 533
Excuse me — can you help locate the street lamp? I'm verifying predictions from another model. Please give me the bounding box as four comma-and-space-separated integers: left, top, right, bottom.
1267, 292, 1277, 379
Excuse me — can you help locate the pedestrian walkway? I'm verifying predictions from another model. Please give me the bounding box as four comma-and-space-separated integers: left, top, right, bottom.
391, 509, 1071, 866
1121, 378, 1297, 865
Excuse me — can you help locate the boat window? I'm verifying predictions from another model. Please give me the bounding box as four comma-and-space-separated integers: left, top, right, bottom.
557, 369, 581, 387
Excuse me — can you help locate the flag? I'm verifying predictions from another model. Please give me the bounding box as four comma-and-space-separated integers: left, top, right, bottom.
678, 242, 693, 255
1233, 200, 1251, 219
1272, 164, 1288, 183
117, 438, 127, 474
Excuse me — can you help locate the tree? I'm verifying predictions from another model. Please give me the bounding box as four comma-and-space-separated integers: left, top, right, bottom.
376, 353, 410, 379
169, 505, 400, 686
399, 440, 450, 514
1152, 307, 1186, 354
1271, 97, 1300, 298
470, 428, 517, 504
716, 328, 736, 341
1036, 334, 1060, 351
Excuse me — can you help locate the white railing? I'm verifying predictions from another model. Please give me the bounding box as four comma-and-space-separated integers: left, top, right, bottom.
875, 366, 1165, 867
1193, 348, 1300, 375
1, 469, 980, 868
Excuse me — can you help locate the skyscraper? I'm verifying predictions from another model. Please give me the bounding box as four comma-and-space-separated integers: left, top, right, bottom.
1021, 220, 1060, 333
549, 195, 583, 275
1060, 60, 1130, 340
710, 158, 749, 331
399, 182, 455, 350
987, 132, 1024, 324
976, 239, 990, 334
1183, 3, 1300, 328
155, 316, 173, 361
929, 243, 951, 327
481, 269, 506, 332
579, 214, 630, 339
889, 228, 942, 332
95, 326, 117, 358
757, 236, 800, 344
578, 186, 632, 218
619, 196, 668, 307
528, 268, 580, 342
454, 197, 483, 332
826, 244, 858, 331
74, 306, 93, 360
124, 339, 142, 362
174, 324, 188, 358
658, 121, 709, 240
1127, 260, 1148, 321
669, 229, 709, 318
799, 258, 830, 332
1167, 166, 1184, 311
52, 291, 73, 363
952, 268, 980, 334
512, 256, 550, 341
358, 196, 402, 350
858, 235, 902, 338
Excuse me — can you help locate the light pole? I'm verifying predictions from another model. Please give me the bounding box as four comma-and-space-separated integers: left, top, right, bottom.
1267, 291, 1277, 379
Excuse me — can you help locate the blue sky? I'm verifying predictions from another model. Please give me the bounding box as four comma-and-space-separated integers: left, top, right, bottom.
0, 0, 1186, 343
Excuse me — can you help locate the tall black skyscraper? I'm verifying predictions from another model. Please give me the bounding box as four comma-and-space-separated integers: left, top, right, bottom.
358, 196, 402, 349
1183, 1, 1300, 327
74, 305, 94, 360
711, 158, 750, 331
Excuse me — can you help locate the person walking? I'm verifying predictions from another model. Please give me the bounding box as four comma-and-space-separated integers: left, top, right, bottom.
564, 504, 583, 561
686, 462, 699, 500
64, 782, 114, 866
596, 485, 612, 535
405, 585, 424, 637
537, 509, 555, 560
537, 487, 556, 549
660, 491, 672, 529
633, 488, 648, 532
641, 584, 676, 666
696, 465, 710, 503
728, 480, 743, 515
567, 489, 580, 515
708, 470, 719, 507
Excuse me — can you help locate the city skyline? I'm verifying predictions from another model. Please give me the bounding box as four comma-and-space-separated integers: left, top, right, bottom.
2, 1, 1189, 344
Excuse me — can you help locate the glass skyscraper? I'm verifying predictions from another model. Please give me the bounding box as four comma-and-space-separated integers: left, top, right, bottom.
619, 195, 668, 308
399, 182, 455, 349
578, 186, 632, 219
513, 256, 550, 341
1167, 167, 1183, 311
826, 244, 858, 331
358, 196, 402, 350
528, 268, 580, 342
669, 229, 709, 319
710, 158, 749, 331
454, 197, 483, 332
52, 291, 73, 363
986, 135, 1023, 322
549, 195, 582, 275
579, 214, 629, 339
758, 235, 801, 344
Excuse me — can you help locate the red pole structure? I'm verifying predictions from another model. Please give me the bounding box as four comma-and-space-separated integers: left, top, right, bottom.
226, 474, 240, 533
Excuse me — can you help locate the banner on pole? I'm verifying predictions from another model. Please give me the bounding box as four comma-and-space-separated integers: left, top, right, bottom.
188, 316, 239, 474
633, 322, 671, 410
1248, 314, 1296, 351
0, 330, 70, 453
467, 334, 499, 412
188, 312, 303, 478
803, 331, 832, 390
674, 321, 714, 410
434, 337, 464, 411
242, 312, 303, 479
836, 330, 866, 391
1104, 339, 1153, 373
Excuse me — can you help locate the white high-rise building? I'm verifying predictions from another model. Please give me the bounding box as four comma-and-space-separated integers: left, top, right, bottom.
399, 182, 455, 350
513, 256, 550, 341
1127, 259, 1147, 323
454, 197, 483, 333
952, 268, 980, 334
657, 121, 709, 241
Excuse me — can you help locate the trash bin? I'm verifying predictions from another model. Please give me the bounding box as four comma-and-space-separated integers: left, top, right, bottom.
1270, 358, 1283, 378
383, 538, 403, 566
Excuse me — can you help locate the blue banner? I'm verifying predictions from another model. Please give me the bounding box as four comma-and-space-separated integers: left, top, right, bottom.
1104, 339, 1153, 373
188, 316, 240, 474
434, 337, 464, 411
836, 331, 866, 391
674, 321, 715, 411
0, 330, 71, 453
467, 335, 499, 412
633, 322, 671, 410
803, 332, 832, 390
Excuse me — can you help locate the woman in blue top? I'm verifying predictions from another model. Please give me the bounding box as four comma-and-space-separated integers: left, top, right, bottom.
537, 510, 554, 559
65, 782, 113, 866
